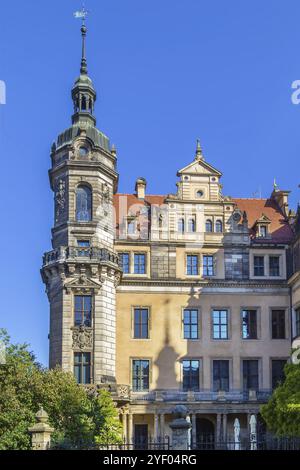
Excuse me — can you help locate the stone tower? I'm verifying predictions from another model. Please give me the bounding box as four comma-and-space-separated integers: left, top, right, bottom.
41, 21, 121, 385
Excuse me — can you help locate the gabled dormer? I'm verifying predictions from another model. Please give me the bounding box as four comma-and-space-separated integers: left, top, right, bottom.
253, 213, 272, 239
176, 140, 223, 202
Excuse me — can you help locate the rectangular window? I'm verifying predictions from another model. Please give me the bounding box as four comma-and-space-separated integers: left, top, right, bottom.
182, 360, 200, 391
269, 256, 280, 276
134, 308, 149, 339
74, 295, 92, 327
296, 308, 300, 337
271, 360, 286, 390
243, 360, 259, 390
119, 252, 130, 274
187, 255, 199, 275
212, 310, 228, 339
77, 240, 90, 257
203, 255, 214, 276
183, 309, 199, 339
132, 360, 150, 391
134, 253, 146, 274
272, 310, 285, 339
213, 360, 229, 392
259, 226, 267, 238
254, 256, 264, 276
242, 310, 257, 339
74, 352, 91, 384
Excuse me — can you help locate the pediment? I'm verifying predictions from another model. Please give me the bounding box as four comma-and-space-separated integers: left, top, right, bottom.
177, 158, 222, 177
64, 275, 102, 293
255, 213, 272, 224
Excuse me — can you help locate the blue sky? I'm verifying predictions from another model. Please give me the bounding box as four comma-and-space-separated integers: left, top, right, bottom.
1, 0, 300, 365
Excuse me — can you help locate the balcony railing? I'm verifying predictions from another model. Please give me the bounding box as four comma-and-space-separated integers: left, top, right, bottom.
130, 389, 272, 403
43, 246, 119, 267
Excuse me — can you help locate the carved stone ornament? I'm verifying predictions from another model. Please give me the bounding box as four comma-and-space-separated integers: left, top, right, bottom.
64, 275, 103, 294
72, 325, 93, 350
55, 178, 67, 224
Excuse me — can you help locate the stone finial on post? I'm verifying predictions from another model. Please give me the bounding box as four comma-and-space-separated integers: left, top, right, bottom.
28, 407, 54, 450
169, 405, 192, 451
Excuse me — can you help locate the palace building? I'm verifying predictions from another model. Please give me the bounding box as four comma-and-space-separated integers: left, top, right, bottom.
41, 23, 300, 446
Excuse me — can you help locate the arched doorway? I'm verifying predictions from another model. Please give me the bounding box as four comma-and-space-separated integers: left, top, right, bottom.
196, 418, 215, 449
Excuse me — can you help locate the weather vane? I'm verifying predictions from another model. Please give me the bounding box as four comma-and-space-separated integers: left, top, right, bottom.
74, 4, 89, 25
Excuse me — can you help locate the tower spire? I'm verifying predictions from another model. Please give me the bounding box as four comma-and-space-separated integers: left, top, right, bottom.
195, 138, 204, 160
74, 5, 89, 74
72, 5, 96, 126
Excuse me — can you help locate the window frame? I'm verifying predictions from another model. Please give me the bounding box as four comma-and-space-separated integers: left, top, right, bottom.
74, 294, 93, 327
253, 255, 265, 276
75, 183, 92, 222
134, 252, 146, 274
186, 254, 199, 276
182, 359, 200, 392
215, 220, 223, 233
271, 309, 286, 339
241, 309, 258, 340
203, 254, 214, 277
269, 255, 280, 277
182, 308, 199, 340
205, 219, 213, 233
119, 252, 130, 274
131, 358, 151, 392
212, 360, 230, 392
212, 309, 229, 340
74, 351, 92, 384
242, 359, 259, 391
132, 307, 150, 339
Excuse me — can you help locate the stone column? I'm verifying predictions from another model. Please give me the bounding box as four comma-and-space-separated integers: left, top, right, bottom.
122, 412, 128, 441
160, 413, 165, 439
128, 413, 133, 444
191, 413, 197, 447
154, 413, 159, 440
222, 413, 228, 442
28, 408, 54, 450
216, 413, 222, 442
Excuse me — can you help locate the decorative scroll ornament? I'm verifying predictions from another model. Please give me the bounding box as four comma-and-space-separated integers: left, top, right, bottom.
55, 178, 67, 223
72, 325, 93, 350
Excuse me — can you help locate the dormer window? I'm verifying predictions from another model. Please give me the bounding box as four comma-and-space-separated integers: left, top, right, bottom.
258, 225, 267, 238
127, 219, 136, 235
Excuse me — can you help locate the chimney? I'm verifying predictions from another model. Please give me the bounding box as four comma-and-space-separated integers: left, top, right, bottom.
271, 188, 290, 217
135, 177, 147, 199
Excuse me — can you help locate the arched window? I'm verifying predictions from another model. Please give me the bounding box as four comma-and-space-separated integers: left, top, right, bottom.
205, 219, 213, 232
76, 185, 92, 222
81, 95, 87, 111
215, 220, 223, 233
178, 218, 185, 233
188, 218, 196, 232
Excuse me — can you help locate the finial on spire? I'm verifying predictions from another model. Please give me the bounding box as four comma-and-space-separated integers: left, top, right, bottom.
273, 178, 278, 191
195, 139, 203, 160
74, 5, 89, 75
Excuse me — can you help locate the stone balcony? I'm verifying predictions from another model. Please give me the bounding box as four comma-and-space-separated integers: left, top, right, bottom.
130, 389, 272, 403
42, 246, 119, 267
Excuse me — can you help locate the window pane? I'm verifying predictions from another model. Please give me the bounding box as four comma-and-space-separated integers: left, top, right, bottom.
242, 310, 257, 339
269, 256, 280, 276
272, 310, 285, 339
243, 360, 258, 390
76, 185, 92, 221
183, 360, 199, 391
213, 361, 229, 391
134, 254, 146, 274
254, 256, 264, 276
120, 253, 130, 273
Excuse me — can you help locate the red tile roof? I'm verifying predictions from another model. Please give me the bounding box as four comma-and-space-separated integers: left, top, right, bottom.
113, 194, 293, 244
233, 198, 293, 243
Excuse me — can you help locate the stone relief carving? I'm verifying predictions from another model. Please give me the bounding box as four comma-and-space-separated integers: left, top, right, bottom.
55, 178, 67, 224
72, 325, 93, 350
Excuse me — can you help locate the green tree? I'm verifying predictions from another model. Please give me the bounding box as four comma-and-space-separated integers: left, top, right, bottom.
0, 330, 122, 449
261, 358, 300, 436
92, 389, 123, 445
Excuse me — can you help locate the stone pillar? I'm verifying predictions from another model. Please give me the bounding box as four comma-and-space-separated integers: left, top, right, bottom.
122, 412, 128, 440
216, 413, 222, 442
169, 406, 192, 451
154, 413, 159, 440
128, 413, 133, 444
191, 413, 197, 447
222, 413, 228, 442
160, 413, 165, 439
28, 408, 54, 450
